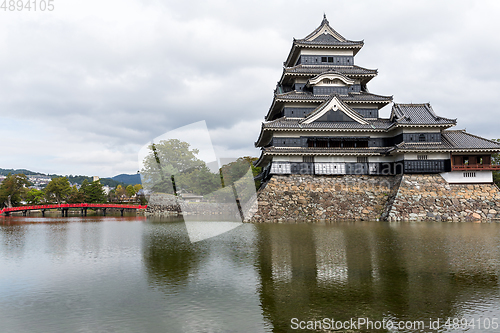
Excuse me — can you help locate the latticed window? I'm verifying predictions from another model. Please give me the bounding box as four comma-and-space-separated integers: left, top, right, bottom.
357, 156, 368, 163
303, 156, 314, 163
419, 134, 426, 142
316, 140, 328, 148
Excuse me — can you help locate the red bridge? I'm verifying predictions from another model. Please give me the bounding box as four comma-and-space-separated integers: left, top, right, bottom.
0, 203, 148, 217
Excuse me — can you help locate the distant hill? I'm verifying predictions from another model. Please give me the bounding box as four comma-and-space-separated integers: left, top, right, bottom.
0, 168, 138, 188
0, 168, 45, 176
65, 175, 127, 188
111, 174, 142, 185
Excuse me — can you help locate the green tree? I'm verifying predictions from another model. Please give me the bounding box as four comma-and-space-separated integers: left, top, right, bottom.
0, 173, 30, 208
133, 184, 143, 193
25, 188, 45, 204
67, 185, 85, 203
141, 139, 220, 195
126, 185, 136, 197
45, 177, 72, 204
176, 165, 221, 195
79, 179, 90, 194
220, 156, 262, 190
82, 180, 106, 203
115, 184, 125, 198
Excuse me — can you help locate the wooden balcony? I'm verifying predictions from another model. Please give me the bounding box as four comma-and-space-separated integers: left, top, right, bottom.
452, 164, 500, 171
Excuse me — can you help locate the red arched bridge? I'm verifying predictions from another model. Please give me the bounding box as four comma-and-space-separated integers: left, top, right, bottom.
0, 203, 148, 217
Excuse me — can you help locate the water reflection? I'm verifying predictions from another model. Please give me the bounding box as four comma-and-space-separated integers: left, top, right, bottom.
0, 220, 28, 259
45, 223, 68, 258
142, 221, 207, 289
141, 220, 269, 332
1, 217, 500, 333
256, 223, 500, 332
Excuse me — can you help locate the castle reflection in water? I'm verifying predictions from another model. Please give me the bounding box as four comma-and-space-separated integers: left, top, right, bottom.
143, 221, 500, 332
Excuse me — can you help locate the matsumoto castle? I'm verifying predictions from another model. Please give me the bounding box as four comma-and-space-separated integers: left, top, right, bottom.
255, 16, 500, 183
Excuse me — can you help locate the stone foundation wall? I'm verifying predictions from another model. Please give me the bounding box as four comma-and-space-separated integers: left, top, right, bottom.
250, 175, 397, 222
145, 193, 241, 218
145, 193, 181, 216
249, 174, 500, 223
386, 174, 500, 222
146, 175, 500, 222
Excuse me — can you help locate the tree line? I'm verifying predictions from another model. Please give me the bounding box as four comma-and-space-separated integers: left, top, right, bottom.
140, 139, 261, 196
0, 175, 144, 208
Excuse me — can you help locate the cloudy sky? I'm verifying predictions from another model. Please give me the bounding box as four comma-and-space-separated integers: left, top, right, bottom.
1, 0, 499, 177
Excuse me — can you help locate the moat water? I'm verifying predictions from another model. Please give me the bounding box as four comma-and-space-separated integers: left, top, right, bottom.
1, 216, 500, 333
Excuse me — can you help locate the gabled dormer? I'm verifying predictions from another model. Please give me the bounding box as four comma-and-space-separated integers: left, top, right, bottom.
300, 95, 368, 124
306, 72, 361, 95
284, 15, 364, 67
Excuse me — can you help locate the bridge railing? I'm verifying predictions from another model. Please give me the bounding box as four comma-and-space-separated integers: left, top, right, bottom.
0, 203, 148, 215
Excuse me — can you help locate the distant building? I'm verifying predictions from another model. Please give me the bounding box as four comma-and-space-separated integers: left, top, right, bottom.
180, 192, 203, 202
255, 15, 500, 184
27, 175, 52, 189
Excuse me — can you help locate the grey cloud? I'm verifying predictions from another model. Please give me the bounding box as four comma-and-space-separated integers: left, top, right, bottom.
0, 0, 499, 176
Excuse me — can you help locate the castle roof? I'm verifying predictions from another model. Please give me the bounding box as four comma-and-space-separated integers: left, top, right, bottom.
444, 130, 500, 149
284, 15, 364, 67
266, 91, 393, 121
295, 15, 364, 47
271, 91, 392, 104
263, 118, 392, 130
390, 103, 456, 127
264, 147, 388, 155
283, 65, 377, 77
392, 130, 500, 153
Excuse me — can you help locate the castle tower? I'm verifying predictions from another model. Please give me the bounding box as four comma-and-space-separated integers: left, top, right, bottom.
254, 16, 500, 184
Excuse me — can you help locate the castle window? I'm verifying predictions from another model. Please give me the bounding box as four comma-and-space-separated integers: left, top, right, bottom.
321, 57, 327, 62
316, 140, 328, 148
357, 156, 368, 163
328, 57, 333, 63
419, 134, 426, 142
417, 155, 428, 160
303, 156, 314, 163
